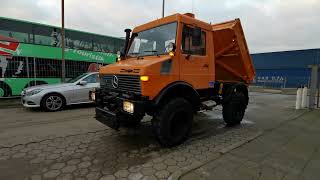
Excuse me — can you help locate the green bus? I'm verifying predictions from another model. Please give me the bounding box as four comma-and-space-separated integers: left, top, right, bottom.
0, 17, 124, 97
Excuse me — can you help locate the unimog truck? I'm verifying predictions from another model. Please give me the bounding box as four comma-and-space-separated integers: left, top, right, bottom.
92, 13, 255, 146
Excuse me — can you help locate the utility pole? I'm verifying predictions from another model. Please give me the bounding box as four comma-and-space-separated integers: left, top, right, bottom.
162, 0, 165, 18
192, 0, 194, 13
61, 0, 66, 82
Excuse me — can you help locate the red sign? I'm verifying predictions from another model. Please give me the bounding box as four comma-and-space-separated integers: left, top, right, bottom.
0, 35, 19, 56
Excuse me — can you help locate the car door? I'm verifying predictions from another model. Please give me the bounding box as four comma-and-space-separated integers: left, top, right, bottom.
179, 24, 211, 89
73, 73, 99, 103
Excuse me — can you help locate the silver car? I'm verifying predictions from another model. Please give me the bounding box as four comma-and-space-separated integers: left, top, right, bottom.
21, 72, 99, 111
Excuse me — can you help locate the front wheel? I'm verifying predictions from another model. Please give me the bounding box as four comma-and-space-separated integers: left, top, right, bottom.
152, 98, 193, 147
222, 89, 247, 126
41, 93, 65, 112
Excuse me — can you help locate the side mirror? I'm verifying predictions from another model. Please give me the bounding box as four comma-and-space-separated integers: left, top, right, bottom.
116, 51, 125, 61
166, 42, 176, 52
78, 81, 87, 86
192, 27, 202, 46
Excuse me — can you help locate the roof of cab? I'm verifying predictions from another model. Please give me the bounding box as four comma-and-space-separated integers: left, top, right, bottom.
133, 13, 212, 33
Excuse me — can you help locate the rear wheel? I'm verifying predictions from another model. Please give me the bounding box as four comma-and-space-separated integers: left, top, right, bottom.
0, 87, 5, 97
0, 82, 12, 97
152, 98, 193, 147
222, 88, 247, 126
41, 93, 65, 112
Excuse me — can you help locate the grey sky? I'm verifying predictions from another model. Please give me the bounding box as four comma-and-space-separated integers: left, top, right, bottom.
0, 0, 319, 53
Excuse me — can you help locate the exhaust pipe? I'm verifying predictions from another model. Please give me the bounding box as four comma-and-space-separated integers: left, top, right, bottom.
123, 29, 132, 58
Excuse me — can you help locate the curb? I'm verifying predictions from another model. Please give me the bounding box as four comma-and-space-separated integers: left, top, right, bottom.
219, 131, 263, 154
168, 131, 263, 180
0, 98, 21, 109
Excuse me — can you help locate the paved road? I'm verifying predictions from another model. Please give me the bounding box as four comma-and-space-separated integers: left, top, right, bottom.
0, 92, 299, 180
181, 110, 319, 180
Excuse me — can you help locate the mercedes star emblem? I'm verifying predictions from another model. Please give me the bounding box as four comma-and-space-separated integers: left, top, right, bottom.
112, 75, 119, 88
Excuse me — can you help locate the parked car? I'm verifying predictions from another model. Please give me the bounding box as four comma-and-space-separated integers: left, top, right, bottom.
21, 72, 99, 111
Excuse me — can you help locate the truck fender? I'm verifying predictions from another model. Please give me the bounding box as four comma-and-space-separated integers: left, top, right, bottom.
154, 81, 200, 110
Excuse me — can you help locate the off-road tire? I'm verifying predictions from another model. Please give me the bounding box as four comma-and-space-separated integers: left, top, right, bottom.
152, 98, 193, 147
41, 93, 66, 112
222, 89, 247, 126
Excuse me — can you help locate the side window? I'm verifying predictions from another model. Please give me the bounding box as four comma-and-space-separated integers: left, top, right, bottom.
83, 74, 98, 83
181, 25, 206, 55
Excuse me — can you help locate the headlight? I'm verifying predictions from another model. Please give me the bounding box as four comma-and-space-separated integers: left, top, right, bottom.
21, 90, 26, 96
26, 89, 43, 96
123, 101, 134, 114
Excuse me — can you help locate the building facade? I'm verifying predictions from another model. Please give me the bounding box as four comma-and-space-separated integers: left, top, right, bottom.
252, 48, 320, 88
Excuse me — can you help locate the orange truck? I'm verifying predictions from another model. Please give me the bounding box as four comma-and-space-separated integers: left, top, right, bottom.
92, 13, 255, 146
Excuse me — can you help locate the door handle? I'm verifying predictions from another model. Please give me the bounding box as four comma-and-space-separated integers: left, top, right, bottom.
203, 64, 209, 68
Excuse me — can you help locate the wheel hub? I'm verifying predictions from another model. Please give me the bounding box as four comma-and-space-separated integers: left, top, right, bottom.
46, 96, 62, 110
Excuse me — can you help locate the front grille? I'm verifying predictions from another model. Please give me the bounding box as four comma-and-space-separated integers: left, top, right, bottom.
101, 74, 141, 94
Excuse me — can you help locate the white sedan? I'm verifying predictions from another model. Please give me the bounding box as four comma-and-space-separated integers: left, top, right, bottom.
21, 72, 99, 111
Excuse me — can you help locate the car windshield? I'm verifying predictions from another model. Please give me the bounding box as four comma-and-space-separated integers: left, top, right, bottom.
67, 73, 89, 83
127, 22, 177, 57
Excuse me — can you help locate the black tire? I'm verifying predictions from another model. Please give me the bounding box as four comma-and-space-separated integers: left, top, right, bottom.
41, 93, 66, 112
222, 89, 247, 126
152, 98, 193, 147
0, 82, 12, 97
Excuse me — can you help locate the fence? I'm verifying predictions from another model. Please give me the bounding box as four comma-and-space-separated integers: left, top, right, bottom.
252, 75, 312, 89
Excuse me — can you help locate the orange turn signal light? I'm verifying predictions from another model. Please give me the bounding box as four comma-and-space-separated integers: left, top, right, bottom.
140, 76, 149, 82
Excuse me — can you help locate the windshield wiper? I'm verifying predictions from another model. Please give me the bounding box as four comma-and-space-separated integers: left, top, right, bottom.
144, 50, 158, 53
144, 50, 160, 57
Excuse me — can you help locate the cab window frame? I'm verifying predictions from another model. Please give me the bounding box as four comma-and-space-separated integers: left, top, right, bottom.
181, 24, 206, 56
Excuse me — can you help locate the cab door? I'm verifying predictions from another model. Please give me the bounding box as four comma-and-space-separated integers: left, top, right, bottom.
179, 24, 211, 89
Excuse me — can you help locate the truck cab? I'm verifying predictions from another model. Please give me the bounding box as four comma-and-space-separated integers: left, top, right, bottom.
93, 13, 255, 147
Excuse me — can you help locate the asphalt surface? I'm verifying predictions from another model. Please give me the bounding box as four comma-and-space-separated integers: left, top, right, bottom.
0, 92, 300, 180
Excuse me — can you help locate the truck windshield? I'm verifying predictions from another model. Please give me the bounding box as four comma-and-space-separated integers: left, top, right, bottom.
127, 22, 177, 57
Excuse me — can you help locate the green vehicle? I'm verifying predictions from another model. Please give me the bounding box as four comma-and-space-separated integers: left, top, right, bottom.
0, 17, 124, 97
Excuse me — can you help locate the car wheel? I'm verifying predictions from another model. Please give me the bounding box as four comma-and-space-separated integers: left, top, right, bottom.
41, 93, 65, 112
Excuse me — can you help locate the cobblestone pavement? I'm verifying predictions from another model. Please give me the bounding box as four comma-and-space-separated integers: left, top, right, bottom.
0, 112, 259, 180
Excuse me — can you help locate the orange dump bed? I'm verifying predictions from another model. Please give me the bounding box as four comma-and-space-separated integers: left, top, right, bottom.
212, 19, 255, 84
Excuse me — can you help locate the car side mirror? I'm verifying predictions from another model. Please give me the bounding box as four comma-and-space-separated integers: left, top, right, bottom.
78, 81, 87, 86
192, 27, 202, 46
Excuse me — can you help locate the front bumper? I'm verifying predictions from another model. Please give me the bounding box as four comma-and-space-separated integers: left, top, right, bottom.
93, 89, 149, 130
21, 95, 41, 108
95, 107, 119, 129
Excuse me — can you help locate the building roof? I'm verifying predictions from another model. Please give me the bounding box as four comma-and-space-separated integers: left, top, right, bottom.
252, 48, 320, 69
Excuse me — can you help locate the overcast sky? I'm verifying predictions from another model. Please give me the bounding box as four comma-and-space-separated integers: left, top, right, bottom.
0, 0, 319, 53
